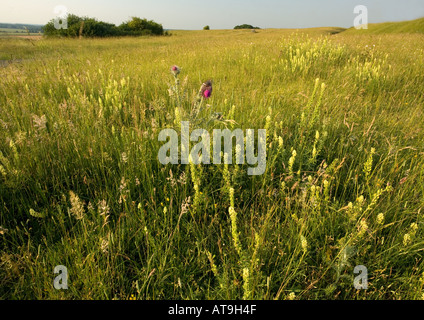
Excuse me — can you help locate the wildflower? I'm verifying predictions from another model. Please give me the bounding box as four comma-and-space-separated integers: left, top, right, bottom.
265, 115, 271, 132
178, 172, 187, 185
403, 233, 411, 246
323, 180, 330, 200
300, 235, 308, 253
119, 177, 129, 194
410, 223, 418, 233
100, 237, 109, 253
287, 292, 296, 300
229, 206, 242, 257
363, 147, 375, 180
171, 65, 180, 76
69, 191, 84, 220
358, 219, 369, 237
242, 268, 251, 300
203, 89, 212, 98
288, 149, 297, 175
278, 136, 284, 149
174, 107, 181, 126
32, 114, 47, 131
376, 213, 385, 225
229, 187, 235, 208
98, 200, 110, 216
200, 80, 213, 99
206, 251, 219, 277
167, 170, 177, 187
311, 144, 317, 159
181, 196, 191, 214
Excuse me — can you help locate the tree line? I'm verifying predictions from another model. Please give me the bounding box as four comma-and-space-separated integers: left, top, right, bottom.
234, 24, 260, 30
43, 15, 165, 37
0, 23, 43, 33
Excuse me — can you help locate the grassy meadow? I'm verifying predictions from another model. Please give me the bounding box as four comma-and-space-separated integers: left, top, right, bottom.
0, 26, 424, 300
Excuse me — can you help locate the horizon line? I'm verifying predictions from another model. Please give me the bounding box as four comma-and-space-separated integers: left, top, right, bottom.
1, 15, 423, 31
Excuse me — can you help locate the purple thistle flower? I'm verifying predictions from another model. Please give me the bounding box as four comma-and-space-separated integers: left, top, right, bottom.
200, 80, 212, 99
203, 90, 211, 98
171, 65, 180, 76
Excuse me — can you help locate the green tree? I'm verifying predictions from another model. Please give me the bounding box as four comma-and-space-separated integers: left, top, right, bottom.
43, 14, 83, 37
234, 24, 260, 30
120, 17, 164, 36
43, 14, 164, 37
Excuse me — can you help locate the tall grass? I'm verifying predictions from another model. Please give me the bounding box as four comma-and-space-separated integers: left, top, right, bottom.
0, 29, 423, 299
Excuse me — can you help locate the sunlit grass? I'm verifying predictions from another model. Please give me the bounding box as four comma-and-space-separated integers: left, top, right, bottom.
0, 28, 423, 300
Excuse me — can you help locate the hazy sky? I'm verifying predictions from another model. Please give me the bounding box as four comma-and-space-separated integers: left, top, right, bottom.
1, 0, 424, 29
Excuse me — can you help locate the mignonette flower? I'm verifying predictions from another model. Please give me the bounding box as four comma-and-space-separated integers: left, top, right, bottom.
287, 292, 296, 300
403, 233, 411, 246
410, 222, 418, 232
300, 235, 308, 253
376, 213, 384, 224
171, 65, 180, 76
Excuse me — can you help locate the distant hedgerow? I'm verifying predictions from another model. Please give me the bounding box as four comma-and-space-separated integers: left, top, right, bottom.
234, 24, 260, 30
43, 14, 165, 38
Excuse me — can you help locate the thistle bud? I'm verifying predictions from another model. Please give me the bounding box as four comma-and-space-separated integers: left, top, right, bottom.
171, 65, 181, 76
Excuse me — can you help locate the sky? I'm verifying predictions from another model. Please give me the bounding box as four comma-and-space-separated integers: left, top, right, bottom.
1, 0, 424, 30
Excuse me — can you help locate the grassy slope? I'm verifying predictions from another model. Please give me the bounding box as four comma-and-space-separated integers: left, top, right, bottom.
0, 28, 423, 300
344, 17, 424, 34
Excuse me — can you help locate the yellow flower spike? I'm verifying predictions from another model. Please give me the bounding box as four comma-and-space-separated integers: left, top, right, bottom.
300, 235, 308, 253
403, 233, 411, 246
287, 292, 296, 300
376, 213, 385, 225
